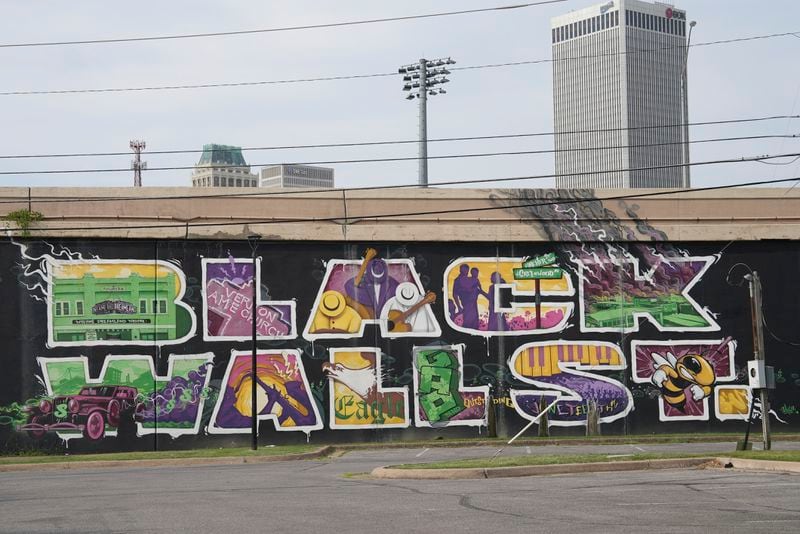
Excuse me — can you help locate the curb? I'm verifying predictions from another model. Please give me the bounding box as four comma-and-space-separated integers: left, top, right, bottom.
715, 457, 800, 474
371, 457, 716, 480
331, 435, 800, 451
0, 446, 334, 473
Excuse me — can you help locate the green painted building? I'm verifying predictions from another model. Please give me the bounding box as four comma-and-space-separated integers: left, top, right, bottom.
585, 294, 709, 329
51, 271, 178, 342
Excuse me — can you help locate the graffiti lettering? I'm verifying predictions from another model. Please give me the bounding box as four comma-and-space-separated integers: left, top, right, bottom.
632, 339, 736, 421
202, 257, 296, 341
443, 257, 574, 337
413, 345, 488, 427
38, 353, 213, 439
509, 341, 633, 427
324, 348, 409, 429
579, 255, 719, 333
304, 249, 440, 340
208, 350, 321, 434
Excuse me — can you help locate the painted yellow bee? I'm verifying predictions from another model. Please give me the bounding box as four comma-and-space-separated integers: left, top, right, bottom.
651, 351, 716, 411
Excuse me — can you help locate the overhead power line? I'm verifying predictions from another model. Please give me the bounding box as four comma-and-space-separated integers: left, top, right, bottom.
1, 30, 795, 96
0, 72, 397, 96
1, 140, 797, 177
10, 174, 800, 234
0, 1, 565, 49
1, 114, 795, 160
457, 30, 800, 70
2, 152, 799, 206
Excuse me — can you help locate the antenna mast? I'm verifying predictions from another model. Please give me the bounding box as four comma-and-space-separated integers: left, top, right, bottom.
130, 140, 146, 187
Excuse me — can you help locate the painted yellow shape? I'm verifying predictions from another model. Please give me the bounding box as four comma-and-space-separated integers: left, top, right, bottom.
516, 348, 531, 377
514, 343, 623, 380
589, 345, 599, 366
542, 346, 558, 376
52, 262, 181, 293
718, 388, 750, 415
334, 350, 371, 369
331, 351, 405, 426
446, 260, 570, 296
516, 346, 566, 378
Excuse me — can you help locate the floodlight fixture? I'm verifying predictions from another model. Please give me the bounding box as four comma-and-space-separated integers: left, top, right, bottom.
396, 56, 456, 187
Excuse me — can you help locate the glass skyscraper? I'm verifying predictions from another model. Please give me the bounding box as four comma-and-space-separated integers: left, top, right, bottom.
551, 0, 691, 188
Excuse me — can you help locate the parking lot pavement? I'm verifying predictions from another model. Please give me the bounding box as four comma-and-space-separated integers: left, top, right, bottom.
329, 439, 800, 468
1, 442, 799, 533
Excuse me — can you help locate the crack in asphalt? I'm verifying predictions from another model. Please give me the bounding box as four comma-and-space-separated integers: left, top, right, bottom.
456, 494, 535, 521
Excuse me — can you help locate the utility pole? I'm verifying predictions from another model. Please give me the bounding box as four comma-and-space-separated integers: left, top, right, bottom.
747, 271, 771, 450
247, 234, 262, 451
130, 140, 146, 187
398, 57, 455, 187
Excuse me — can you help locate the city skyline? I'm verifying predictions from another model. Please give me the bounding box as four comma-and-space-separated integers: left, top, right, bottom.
1, 0, 798, 190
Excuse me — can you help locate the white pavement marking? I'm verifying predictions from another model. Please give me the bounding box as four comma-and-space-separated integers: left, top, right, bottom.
699, 482, 800, 490
617, 501, 722, 506
526, 447, 531, 454
746, 519, 800, 523
415, 448, 429, 458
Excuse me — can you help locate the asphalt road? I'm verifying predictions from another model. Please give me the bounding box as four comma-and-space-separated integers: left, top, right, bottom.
1, 442, 799, 533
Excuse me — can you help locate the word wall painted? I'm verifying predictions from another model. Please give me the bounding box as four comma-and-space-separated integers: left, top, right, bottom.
0, 235, 797, 451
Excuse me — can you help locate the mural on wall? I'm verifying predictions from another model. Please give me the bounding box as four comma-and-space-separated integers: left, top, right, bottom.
48, 261, 195, 347
202, 256, 296, 341
509, 341, 633, 427
323, 348, 409, 429
443, 255, 574, 336
578, 255, 719, 333
491, 190, 720, 336
631, 339, 736, 421
715, 385, 752, 421
2, 189, 799, 450
412, 345, 488, 427
26, 354, 213, 440
303, 248, 440, 340
714, 388, 789, 424
208, 350, 322, 435
10, 240, 196, 347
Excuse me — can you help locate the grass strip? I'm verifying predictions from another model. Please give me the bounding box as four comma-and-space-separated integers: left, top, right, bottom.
391, 450, 800, 470
319, 432, 800, 451
0, 444, 319, 465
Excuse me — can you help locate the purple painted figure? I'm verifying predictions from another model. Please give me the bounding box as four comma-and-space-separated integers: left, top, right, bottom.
453, 266, 484, 329
486, 271, 509, 331
452, 265, 470, 316
344, 258, 399, 319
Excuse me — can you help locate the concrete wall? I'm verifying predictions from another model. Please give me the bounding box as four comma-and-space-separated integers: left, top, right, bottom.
2, 186, 800, 241
0, 188, 798, 453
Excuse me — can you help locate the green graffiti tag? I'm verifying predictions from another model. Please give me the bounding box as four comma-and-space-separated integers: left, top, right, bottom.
416, 349, 465, 422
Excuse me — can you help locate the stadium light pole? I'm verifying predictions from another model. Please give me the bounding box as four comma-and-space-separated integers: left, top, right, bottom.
247, 233, 262, 451
399, 57, 455, 187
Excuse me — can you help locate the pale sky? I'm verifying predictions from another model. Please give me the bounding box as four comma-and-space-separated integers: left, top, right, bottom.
1, 0, 799, 190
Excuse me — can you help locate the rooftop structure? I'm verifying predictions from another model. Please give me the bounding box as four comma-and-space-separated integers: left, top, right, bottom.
260, 164, 335, 190
191, 144, 258, 188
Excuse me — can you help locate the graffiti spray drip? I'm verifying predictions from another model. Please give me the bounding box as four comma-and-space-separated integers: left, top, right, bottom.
752, 398, 789, 424
490, 189, 719, 296
10, 239, 99, 302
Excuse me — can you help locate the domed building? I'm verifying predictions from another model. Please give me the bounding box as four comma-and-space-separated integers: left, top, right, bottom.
191, 144, 258, 188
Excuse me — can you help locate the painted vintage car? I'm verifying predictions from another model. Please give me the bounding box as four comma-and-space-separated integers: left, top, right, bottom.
19, 385, 141, 441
